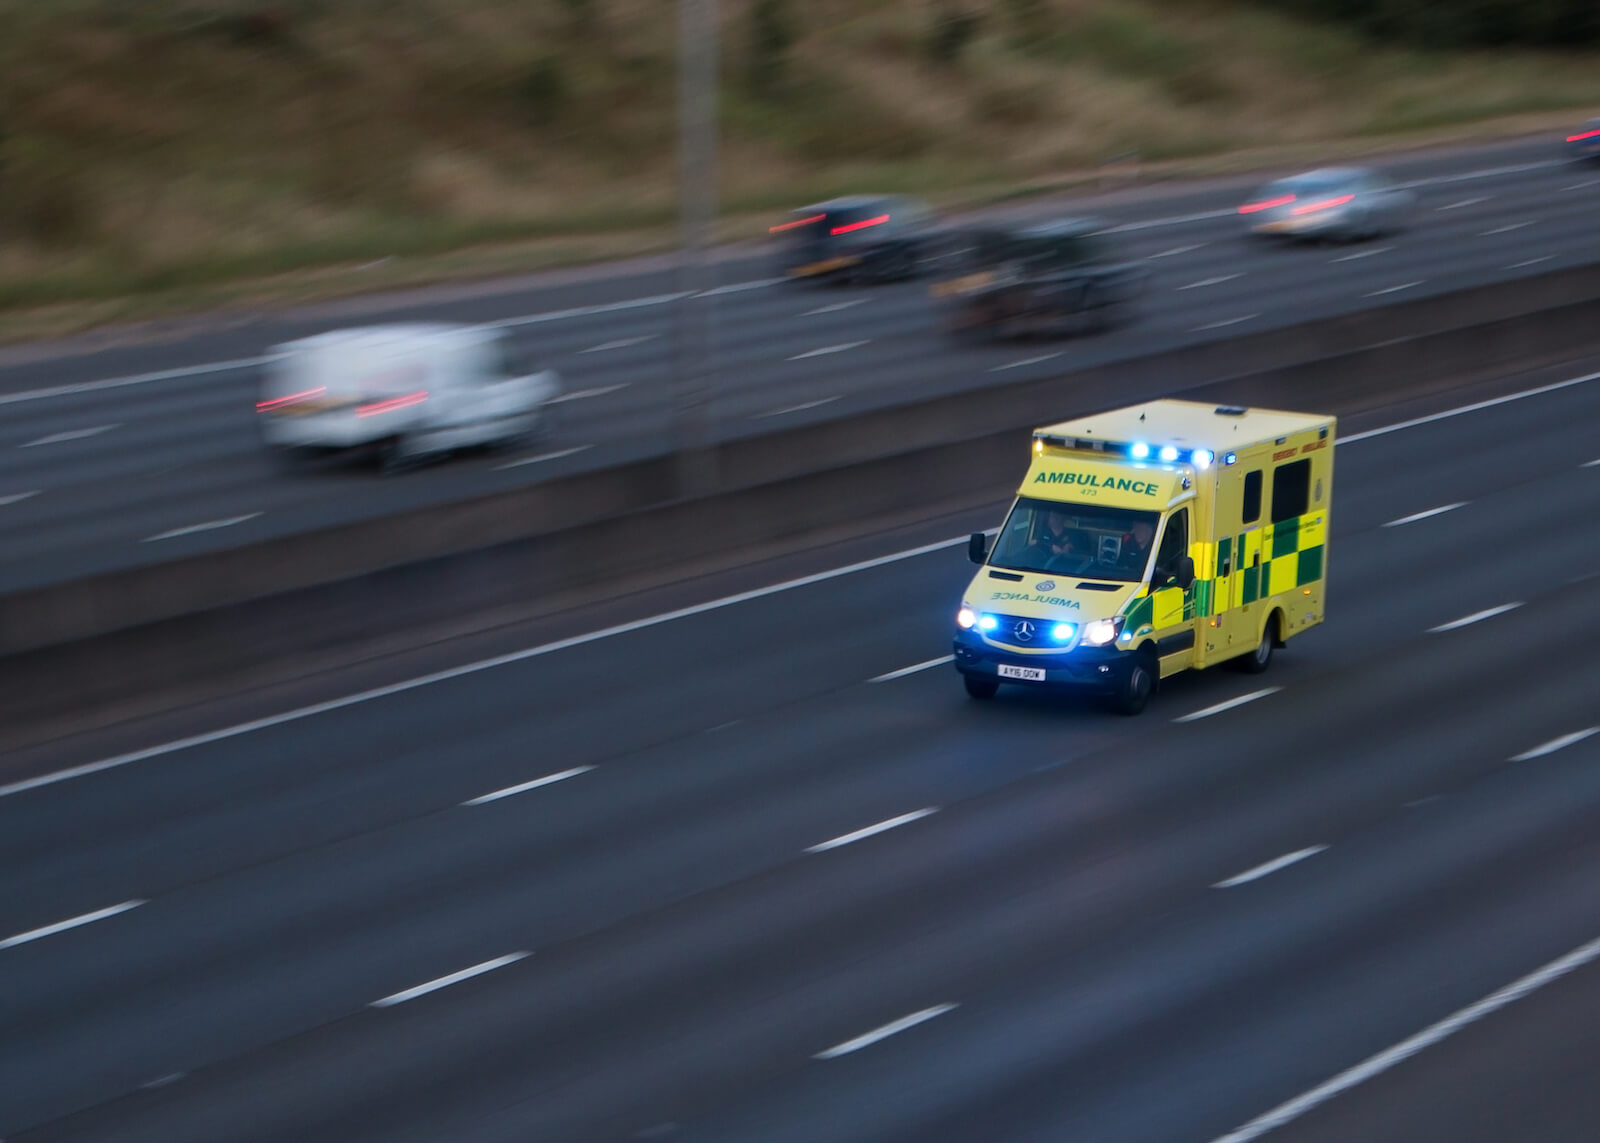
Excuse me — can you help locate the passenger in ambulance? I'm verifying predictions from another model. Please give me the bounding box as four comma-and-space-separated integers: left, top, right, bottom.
1117, 520, 1157, 576
1027, 513, 1091, 573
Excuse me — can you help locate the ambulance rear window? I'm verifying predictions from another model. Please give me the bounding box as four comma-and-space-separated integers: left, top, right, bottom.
1242, 471, 1262, 524
1272, 459, 1311, 522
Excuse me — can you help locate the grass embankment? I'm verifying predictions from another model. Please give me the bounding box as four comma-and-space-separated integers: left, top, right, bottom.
1, 0, 1597, 340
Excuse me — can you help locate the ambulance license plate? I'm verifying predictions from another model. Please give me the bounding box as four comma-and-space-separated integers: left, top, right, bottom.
998, 665, 1046, 682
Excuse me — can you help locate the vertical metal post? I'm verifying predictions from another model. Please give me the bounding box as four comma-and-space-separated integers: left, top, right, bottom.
675, 0, 719, 496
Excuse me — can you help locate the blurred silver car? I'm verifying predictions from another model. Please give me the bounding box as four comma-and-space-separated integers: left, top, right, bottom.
1566, 117, 1600, 162
1239, 168, 1414, 243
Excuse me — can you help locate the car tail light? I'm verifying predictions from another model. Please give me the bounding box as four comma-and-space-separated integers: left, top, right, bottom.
356, 391, 429, 417
1238, 194, 1295, 214
1568, 129, 1600, 142
830, 214, 890, 235
256, 386, 327, 411
770, 213, 824, 233
1291, 194, 1354, 215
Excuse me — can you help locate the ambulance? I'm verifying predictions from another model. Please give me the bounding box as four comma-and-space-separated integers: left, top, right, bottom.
954, 399, 1335, 714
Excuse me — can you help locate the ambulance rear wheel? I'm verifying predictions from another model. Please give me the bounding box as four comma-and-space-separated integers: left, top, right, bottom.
963, 675, 1000, 700
1236, 615, 1278, 674
1109, 655, 1155, 716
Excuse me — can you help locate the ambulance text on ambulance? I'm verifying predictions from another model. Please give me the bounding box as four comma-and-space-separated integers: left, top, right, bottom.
1034, 472, 1161, 495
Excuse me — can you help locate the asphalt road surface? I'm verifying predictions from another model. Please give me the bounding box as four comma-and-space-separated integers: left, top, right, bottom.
3, 134, 1600, 591
2, 364, 1598, 1141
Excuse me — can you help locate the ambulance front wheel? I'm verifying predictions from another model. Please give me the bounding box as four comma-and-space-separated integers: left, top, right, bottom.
1110, 655, 1156, 716
963, 674, 1000, 700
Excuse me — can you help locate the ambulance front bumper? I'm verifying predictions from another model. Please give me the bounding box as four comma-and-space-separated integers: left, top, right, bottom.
951, 632, 1132, 691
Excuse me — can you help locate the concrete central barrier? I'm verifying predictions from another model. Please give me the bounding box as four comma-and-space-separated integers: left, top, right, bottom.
3, 262, 1599, 740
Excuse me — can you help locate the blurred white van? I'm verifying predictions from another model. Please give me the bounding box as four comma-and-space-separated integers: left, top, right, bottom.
256, 324, 560, 470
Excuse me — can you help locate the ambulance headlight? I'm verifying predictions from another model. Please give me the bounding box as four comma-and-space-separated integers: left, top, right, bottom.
1130, 442, 1150, 459
1082, 617, 1124, 646
1050, 622, 1077, 643
978, 614, 999, 632
1192, 449, 1214, 469
1159, 445, 1179, 462
957, 607, 977, 630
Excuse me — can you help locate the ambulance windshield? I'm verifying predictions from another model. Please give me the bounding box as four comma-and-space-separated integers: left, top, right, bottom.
988, 497, 1161, 582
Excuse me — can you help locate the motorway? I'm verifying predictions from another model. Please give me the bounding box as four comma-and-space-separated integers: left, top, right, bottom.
3, 134, 1600, 591
1, 365, 1598, 1140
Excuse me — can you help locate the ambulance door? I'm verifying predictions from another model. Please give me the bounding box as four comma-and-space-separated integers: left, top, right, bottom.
1148, 506, 1197, 678
1213, 464, 1266, 656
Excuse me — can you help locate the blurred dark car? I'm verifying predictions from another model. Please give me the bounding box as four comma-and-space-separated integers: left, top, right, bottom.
930, 218, 1147, 338
772, 195, 934, 284
1566, 117, 1600, 162
1238, 167, 1413, 243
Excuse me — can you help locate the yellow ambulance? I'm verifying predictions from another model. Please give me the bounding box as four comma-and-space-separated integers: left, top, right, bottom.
954, 399, 1335, 714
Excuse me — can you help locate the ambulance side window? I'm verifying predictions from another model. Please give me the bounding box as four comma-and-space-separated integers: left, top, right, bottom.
1271, 459, 1311, 523
1241, 471, 1263, 524
1154, 509, 1188, 583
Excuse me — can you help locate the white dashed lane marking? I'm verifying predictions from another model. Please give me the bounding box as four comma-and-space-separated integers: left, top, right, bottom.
1427, 602, 1523, 633
1212, 846, 1328, 889
141, 513, 261, 543
1383, 502, 1466, 527
1510, 255, 1554, 269
1174, 687, 1281, 723
1177, 274, 1241, 291
755, 395, 840, 419
0, 491, 39, 506
787, 341, 868, 361
19, 424, 120, 448
814, 1004, 959, 1060
370, 952, 530, 1008
462, 765, 596, 806
548, 383, 629, 404
806, 808, 939, 854
1480, 220, 1534, 236
871, 656, 954, 682
802, 299, 869, 316
1437, 195, 1491, 211
1, 900, 146, 951
1365, 281, 1422, 297
495, 444, 594, 470
989, 353, 1063, 373
579, 336, 656, 354
1331, 246, 1390, 263
1192, 314, 1258, 332
1510, 728, 1599, 762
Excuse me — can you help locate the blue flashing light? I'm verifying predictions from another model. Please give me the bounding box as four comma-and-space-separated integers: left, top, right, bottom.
1192, 449, 1215, 469
978, 614, 999, 632
1129, 442, 1150, 459
1159, 445, 1179, 462
1051, 623, 1077, 643
1223, 452, 1238, 466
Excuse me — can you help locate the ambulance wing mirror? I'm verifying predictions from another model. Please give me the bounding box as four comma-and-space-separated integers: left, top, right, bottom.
968, 532, 989, 565
1174, 555, 1196, 591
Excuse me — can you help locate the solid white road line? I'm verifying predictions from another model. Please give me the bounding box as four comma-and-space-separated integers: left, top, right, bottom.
494, 444, 594, 470
1331, 246, 1390, 263
579, 336, 656, 354
0, 358, 269, 408
1208, 931, 1600, 1143
141, 513, 261, 543
462, 765, 595, 806
1192, 314, 1258, 332
19, 424, 120, 448
1148, 243, 1206, 259
0, 900, 146, 951
1564, 177, 1600, 191
1178, 274, 1241, 291
989, 352, 1063, 372
1212, 846, 1328, 889
1394, 160, 1558, 190
1383, 502, 1466, 527
548, 383, 629, 404
1174, 687, 1281, 723
370, 952, 529, 1008
1481, 220, 1534, 236
1365, 280, 1421, 297
697, 277, 783, 297
756, 395, 840, 418
1427, 602, 1522, 633
814, 1003, 958, 1060
805, 808, 939, 854
1510, 727, 1599, 762
1339, 369, 1600, 444
787, 341, 868, 361
1509, 255, 1554, 269
0, 534, 976, 799
0, 490, 39, 506
486, 291, 690, 330
802, 299, 868, 316
871, 655, 954, 683
1437, 195, 1490, 211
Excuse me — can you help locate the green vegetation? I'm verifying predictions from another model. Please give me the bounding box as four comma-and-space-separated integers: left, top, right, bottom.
0, 0, 1597, 333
